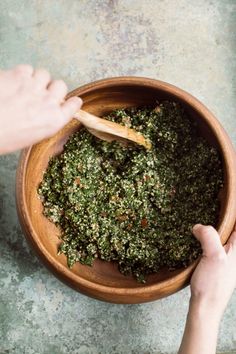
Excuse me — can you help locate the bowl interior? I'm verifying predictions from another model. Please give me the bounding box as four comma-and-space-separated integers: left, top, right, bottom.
22, 80, 230, 291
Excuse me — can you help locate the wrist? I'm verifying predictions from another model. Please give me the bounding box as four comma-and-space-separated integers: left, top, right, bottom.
188, 295, 223, 326
179, 296, 221, 354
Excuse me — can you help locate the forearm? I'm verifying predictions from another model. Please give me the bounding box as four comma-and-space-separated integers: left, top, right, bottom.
178, 297, 221, 354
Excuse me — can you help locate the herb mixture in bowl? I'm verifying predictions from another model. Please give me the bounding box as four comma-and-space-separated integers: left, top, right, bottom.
38, 101, 223, 282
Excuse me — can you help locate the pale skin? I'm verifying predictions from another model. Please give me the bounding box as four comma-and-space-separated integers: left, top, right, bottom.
0, 66, 235, 354
0, 65, 82, 154
179, 224, 236, 354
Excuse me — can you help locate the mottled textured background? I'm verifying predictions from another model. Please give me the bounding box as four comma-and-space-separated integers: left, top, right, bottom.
0, 1, 236, 353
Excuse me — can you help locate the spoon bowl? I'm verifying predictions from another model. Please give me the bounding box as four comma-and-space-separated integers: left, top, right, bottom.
74, 109, 151, 149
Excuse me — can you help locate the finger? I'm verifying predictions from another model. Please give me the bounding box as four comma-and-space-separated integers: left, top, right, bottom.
33, 68, 51, 89
192, 224, 223, 257
14, 64, 34, 77
61, 96, 83, 123
47, 80, 68, 101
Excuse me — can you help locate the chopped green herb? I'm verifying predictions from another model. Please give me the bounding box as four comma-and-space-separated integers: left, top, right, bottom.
38, 101, 223, 282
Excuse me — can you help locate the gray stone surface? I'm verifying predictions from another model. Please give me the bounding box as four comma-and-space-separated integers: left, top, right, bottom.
0, 0, 236, 353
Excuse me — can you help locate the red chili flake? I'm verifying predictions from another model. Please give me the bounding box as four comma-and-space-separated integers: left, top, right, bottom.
75, 178, 83, 188
141, 218, 148, 228
127, 223, 133, 230
75, 177, 81, 185
143, 175, 151, 181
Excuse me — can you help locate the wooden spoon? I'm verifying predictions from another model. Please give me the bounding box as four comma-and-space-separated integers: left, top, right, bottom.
73, 109, 151, 150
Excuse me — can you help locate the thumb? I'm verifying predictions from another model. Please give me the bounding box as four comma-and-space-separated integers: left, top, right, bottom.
192, 224, 223, 257
61, 96, 83, 122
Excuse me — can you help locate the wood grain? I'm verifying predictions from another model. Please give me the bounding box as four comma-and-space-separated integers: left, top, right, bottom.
16, 77, 236, 304
74, 109, 151, 149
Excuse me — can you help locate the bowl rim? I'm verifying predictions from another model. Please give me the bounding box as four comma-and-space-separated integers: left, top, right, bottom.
16, 76, 236, 301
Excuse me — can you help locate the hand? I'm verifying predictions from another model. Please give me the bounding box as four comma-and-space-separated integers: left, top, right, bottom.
0, 65, 82, 154
178, 223, 236, 354
191, 223, 236, 319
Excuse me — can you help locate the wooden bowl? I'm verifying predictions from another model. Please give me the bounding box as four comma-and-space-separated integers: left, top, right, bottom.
16, 77, 236, 304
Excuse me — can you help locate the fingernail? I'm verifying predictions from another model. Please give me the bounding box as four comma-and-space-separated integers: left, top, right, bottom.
192, 224, 202, 232
75, 96, 83, 105
69, 96, 83, 107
